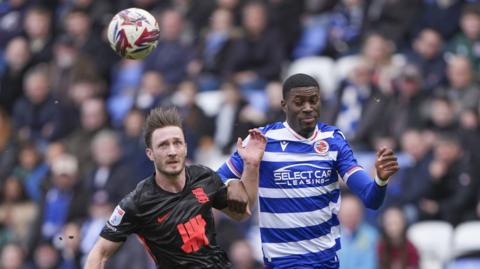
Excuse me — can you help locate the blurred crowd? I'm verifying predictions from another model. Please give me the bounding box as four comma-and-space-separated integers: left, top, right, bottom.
1, 0, 480, 268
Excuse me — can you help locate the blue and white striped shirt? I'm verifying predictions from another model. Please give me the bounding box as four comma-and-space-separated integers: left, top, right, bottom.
217, 121, 383, 268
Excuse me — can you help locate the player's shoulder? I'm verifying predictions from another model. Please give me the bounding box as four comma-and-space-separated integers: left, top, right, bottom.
120, 175, 155, 211
186, 164, 215, 182
318, 122, 346, 140
259, 121, 285, 134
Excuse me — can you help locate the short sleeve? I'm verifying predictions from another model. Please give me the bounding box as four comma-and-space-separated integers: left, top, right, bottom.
100, 196, 138, 242
333, 130, 362, 180
210, 170, 228, 210
217, 151, 244, 183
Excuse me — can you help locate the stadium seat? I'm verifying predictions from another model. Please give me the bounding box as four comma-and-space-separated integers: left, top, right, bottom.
407, 221, 454, 269
195, 90, 224, 117
451, 221, 480, 259
335, 55, 363, 82
285, 56, 338, 98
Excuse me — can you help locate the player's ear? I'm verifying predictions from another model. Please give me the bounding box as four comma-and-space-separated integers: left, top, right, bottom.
145, 147, 154, 161
281, 99, 287, 112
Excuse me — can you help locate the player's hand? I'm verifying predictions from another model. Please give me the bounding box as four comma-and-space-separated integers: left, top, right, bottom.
226, 180, 248, 214
375, 147, 399, 181
237, 129, 267, 166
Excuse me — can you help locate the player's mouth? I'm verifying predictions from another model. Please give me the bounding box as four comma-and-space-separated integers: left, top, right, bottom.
301, 117, 316, 124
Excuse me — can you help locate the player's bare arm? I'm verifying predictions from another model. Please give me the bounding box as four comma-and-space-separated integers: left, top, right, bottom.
223, 129, 266, 221
84, 237, 122, 269
375, 147, 400, 182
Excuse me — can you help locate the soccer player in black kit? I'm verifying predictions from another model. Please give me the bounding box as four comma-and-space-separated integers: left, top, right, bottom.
84, 107, 266, 269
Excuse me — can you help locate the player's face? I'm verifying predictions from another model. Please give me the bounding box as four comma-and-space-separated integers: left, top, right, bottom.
281, 86, 321, 138
146, 126, 187, 178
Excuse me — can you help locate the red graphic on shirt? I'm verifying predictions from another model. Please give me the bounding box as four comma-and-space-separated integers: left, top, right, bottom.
176, 214, 209, 253
192, 188, 209, 204
157, 211, 170, 223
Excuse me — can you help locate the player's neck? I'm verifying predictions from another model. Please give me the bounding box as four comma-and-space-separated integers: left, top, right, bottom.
154, 169, 186, 193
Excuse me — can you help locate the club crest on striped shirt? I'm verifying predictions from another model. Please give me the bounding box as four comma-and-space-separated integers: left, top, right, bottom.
314, 140, 329, 155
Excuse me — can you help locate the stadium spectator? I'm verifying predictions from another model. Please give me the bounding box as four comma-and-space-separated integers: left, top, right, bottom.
443, 56, 480, 114
413, 0, 463, 40
360, 32, 402, 94
0, 0, 29, 49
12, 65, 58, 146
170, 80, 214, 160
23, 5, 53, 65
377, 207, 420, 269
31, 241, 61, 269
118, 108, 153, 180
420, 133, 477, 225
84, 130, 136, 204
229, 239, 263, 269
218, 73, 399, 268
0, 176, 37, 248
58, 222, 82, 269
264, 81, 284, 123
448, 3, 480, 72
384, 129, 432, 223
29, 154, 88, 253
214, 81, 263, 154
406, 28, 446, 91
364, 0, 420, 48
383, 64, 429, 141
11, 143, 49, 201
326, 59, 390, 150
0, 36, 32, 114
144, 9, 195, 86
425, 95, 458, 133
64, 98, 110, 178
224, 1, 285, 90
338, 194, 379, 269
62, 7, 115, 79
326, 0, 366, 58
49, 35, 99, 103
193, 8, 237, 91
0, 242, 26, 269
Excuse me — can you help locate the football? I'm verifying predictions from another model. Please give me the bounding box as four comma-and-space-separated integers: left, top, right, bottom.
107, 8, 160, 59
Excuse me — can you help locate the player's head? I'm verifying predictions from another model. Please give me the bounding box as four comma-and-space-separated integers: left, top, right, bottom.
144, 106, 187, 177
281, 73, 321, 138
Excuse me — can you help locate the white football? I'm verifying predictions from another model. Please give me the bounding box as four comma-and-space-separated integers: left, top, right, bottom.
107, 8, 160, 59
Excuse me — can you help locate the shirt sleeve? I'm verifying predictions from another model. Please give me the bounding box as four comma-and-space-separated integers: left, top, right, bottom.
210, 170, 228, 210
334, 130, 363, 179
100, 196, 138, 242
217, 150, 245, 183
334, 130, 386, 209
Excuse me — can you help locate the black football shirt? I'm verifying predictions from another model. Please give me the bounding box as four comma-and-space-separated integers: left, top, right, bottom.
100, 165, 232, 268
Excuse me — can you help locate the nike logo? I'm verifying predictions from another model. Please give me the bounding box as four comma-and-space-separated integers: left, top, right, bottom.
280, 141, 288, 151
157, 211, 171, 223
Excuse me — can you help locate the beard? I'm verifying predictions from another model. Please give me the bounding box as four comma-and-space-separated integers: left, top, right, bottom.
154, 157, 186, 178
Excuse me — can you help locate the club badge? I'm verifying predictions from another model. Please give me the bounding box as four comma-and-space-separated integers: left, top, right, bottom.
314, 140, 329, 156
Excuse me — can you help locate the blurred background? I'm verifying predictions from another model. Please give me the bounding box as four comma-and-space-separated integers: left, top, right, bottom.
1, 0, 480, 268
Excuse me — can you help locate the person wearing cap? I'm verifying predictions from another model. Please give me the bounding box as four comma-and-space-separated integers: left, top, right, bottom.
30, 154, 88, 252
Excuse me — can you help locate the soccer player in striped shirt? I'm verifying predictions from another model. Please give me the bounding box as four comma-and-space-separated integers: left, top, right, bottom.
217, 73, 399, 269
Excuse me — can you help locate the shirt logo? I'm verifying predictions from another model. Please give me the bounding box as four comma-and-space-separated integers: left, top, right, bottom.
192, 188, 209, 204
177, 214, 209, 253
314, 140, 329, 155
280, 141, 289, 151
273, 163, 332, 186
109, 205, 125, 226
157, 211, 170, 223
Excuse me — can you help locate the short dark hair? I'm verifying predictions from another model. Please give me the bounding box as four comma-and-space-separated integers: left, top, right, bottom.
282, 73, 320, 98
144, 106, 183, 148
